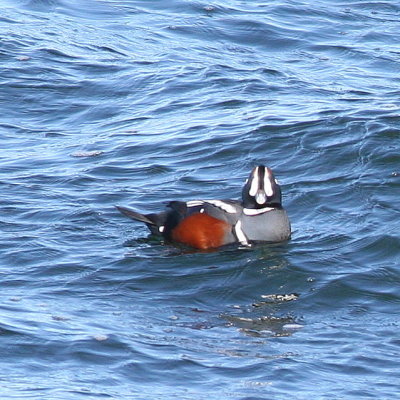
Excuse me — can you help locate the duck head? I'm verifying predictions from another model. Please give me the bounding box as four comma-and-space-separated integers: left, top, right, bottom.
242, 165, 282, 209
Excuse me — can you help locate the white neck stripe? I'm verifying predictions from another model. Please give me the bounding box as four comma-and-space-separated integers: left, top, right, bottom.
243, 207, 275, 216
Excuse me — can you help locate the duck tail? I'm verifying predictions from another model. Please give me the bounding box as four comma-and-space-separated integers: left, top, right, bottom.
115, 205, 156, 225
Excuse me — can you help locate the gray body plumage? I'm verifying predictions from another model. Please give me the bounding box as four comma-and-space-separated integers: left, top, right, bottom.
240, 208, 291, 243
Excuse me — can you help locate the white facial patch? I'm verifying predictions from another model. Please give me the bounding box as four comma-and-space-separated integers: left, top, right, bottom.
249, 167, 259, 196
255, 191, 267, 205
264, 172, 274, 197
159, 226, 165, 233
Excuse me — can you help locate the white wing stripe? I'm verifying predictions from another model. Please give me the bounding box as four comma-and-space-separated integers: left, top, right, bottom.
186, 200, 238, 214
206, 200, 237, 214
186, 200, 205, 207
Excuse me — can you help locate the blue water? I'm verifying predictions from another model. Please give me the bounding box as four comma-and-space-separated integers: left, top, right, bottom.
1, 0, 400, 398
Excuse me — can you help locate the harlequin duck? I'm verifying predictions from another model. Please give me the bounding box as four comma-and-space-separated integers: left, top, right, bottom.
116, 165, 291, 250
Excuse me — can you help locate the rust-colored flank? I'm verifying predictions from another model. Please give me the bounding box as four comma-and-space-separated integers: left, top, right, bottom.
171, 213, 230, 250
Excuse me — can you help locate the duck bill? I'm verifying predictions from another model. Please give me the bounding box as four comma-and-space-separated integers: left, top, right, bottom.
255, 190, 267, 205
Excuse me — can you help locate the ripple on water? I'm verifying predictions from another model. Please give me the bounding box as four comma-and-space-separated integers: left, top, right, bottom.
1, 0, 400, 399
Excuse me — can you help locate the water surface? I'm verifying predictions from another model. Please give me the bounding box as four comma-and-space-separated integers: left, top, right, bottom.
1, 0, 400, 399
